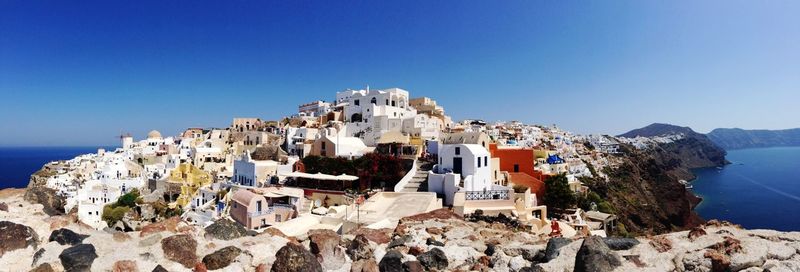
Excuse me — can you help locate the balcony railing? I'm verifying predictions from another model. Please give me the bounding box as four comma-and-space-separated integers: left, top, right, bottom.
247, 204, 295, 217
465, 190, 511, 201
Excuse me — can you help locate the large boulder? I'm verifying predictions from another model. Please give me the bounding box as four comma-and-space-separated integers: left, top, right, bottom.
202, 246, 242, 270
542, 237, 570, 262
308, 229, 346, 270
602, 237, 639, 251
204, 219, 248, 241
59, 244, 98, 272
49, 228, 88, 246
161, 234, 197, 268
378, 250, 404, 272
347, 234, 374, 261
271, 243, 323, 272
574, 236, 621, 272
24, 186, 65, 216
0, 221, 39, 256
417, 248, 448, 270
0, 202, 8, 211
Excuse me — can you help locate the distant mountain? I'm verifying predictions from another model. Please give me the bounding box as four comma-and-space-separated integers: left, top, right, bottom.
618, 123, 696, 138
707, 128, 800, 150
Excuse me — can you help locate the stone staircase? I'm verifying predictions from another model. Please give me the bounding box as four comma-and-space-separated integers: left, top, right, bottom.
400, 161, 433, 192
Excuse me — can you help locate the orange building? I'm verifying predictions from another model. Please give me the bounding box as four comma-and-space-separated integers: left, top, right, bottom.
489, 143, 547, 199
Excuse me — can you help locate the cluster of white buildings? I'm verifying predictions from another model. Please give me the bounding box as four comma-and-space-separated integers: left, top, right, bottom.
34, 86, 632, 237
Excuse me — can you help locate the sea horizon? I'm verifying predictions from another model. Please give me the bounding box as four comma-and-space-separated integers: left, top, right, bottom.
0, 146, 118, 189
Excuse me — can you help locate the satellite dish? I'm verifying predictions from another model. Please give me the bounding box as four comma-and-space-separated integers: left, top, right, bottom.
314, 199, 322, 208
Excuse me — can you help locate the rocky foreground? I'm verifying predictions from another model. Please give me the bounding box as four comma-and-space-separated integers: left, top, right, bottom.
2, 189, 800, 272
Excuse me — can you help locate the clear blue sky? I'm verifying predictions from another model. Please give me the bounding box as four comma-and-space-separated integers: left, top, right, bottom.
1, 1, 799, 146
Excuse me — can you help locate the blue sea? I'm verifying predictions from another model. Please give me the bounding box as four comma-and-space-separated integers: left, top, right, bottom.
0, 146, 116, 189
692, 147, 800, 231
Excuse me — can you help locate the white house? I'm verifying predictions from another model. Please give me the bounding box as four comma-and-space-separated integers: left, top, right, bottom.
298, 100, 332, 117
428, 144, 497, 205
233, 152, 279, 187
337, 88, 419, 146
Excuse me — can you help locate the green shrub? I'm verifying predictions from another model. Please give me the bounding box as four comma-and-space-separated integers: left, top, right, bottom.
102, 205, 130, 226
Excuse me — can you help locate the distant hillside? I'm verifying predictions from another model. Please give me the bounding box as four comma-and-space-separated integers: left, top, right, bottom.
618, 123, 727, 169
707, 128, 800, 150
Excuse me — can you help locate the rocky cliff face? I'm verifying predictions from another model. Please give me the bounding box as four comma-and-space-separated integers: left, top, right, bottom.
708, 128, 800, 150
593, 124, 729, 235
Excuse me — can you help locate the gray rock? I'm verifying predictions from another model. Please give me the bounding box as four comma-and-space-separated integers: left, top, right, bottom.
426, 237, 444, 247
388, 235, 411, 249
0, 221, 39, 257
378, 250, 404, 272
602, 237, 639, 251
32, 248, 46, 266
202, 246, 242, 270
138, 233, 163, 247
347, 234, 374, 261
542, 237, 570, 262
417, 248, 448, 270
58, 244, 98, 272
271, 243, 323, 272
49, 228, 88, 246
151, 265, 168, 272
204, 219, 248, 240
574, 236, 621, 272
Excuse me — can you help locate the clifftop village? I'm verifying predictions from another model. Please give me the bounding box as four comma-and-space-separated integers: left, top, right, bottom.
35, 87, 639, 240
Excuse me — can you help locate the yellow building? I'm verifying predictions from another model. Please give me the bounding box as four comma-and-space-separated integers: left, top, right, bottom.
167, 163, 212, 208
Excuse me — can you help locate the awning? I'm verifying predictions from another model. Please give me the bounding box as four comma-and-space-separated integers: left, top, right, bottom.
282, 171, 358, 181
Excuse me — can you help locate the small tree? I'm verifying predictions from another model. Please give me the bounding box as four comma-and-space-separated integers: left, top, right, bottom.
543, 174, 576, 215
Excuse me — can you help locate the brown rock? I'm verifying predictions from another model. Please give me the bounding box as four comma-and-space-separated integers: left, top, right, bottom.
708, 236, 742, 255
403, 261, 424, 272
255, 263, 269, 272
703, 250, 730, 272
478, 255, 491, 266
140, 217, 181, 237
400, 208, 462, 223
161, 234, 198, 268
346, 234, 374, 261
308, 229, 346, 271
30, 263, 55, 272
350, 259, 379, 272
0, 221, 39, 257
648, 235, 672, 253
688, 226, 707, 241
112, 260, 139, 272
261, 227, 298, 243
113, 232, 132, 242
193, 262, 207, 272
0, 202, 8, 212
425, 227, 443, 235
349, 228, 392, 244
408, 246, 424, 256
